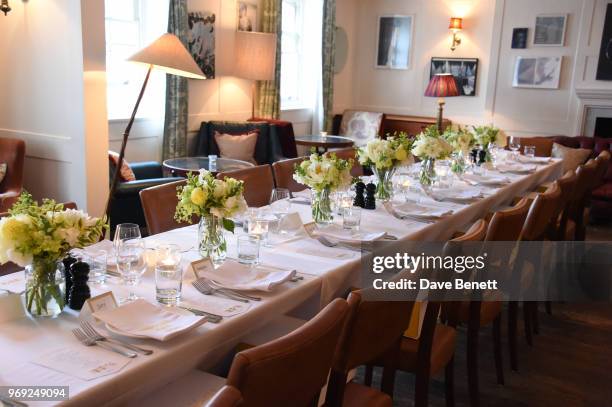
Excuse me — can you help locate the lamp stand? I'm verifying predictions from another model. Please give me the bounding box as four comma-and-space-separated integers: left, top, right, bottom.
436, 97, 445, 133
251, 82, 257, 120
104, 64, 153, 221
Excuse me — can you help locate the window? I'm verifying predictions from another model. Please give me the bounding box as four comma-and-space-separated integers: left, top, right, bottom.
105, 0, 168, 120
281, 0, 305, 109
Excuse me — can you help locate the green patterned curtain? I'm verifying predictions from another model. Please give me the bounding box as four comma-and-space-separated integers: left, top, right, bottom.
162, 0, 189, 160
256, 0, 282, 119
322, 0, 336, 132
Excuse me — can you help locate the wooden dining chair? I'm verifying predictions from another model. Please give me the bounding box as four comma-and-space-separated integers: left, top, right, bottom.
217, 165, 275, 208
206, 386, 243, 407
271, 157, 308, 193
571, 159, 598, 241
554, 170, 579, 241
326, 288, 415, 407
484, 198, 531, 371
139, 180, 188, 235
326, 147, 364, 177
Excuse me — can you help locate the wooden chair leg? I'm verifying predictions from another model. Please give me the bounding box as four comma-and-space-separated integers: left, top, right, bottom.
445, 357, 455, 407
508, 302, 518, 371
532, 302, 540, 335
467, 323, 480, 407
523, 302, 533, 346
545, 300, 552, 315
364, 365, 373, 387
492, 314, 505, 385
414, 368, 430, 407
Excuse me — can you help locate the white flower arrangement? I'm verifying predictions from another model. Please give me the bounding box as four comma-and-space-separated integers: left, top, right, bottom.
411, 126, 453, 160
357, 133, 414, 170
443, 127, 476, 154
472, 125, 507, 148
175, 170, 247, 231
293, 152, 353, 192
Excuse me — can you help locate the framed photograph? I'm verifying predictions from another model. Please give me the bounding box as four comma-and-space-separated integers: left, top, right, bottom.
512, 28, 528, 49
188, 12, 216, 79
533, 14, 567, 46
376, 15, 414, 70
429, 57, 479, 96
596, 4, 612, 80
237, 1, 257, 32
512, 56, 562, 89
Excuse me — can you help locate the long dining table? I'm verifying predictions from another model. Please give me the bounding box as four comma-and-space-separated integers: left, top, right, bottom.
0, 159, 563, 406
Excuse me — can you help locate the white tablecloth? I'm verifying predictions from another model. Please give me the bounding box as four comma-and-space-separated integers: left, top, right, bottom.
0, 160, 563, 406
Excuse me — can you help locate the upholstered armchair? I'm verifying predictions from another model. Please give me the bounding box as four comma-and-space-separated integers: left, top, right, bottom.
0, 137, 25, 212
331, 110, 385, 147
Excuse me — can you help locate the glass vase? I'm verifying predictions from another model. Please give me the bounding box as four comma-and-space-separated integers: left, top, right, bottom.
419, 158, 437, 187
372, 166, 396, 201
450, 152, 467, 175
198, 214, 227, 265
311, 188, 333, 225
24, 259, 66, 318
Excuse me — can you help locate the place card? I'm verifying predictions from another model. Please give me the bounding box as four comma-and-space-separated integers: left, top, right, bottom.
79, 292, 118, 322
191, 257, 215, 278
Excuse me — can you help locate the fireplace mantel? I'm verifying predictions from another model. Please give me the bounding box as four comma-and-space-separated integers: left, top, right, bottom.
576, 87, 612, 101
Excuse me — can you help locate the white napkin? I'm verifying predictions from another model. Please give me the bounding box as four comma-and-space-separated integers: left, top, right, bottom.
516, 155, 551, 164
427, 186, 483, 203
313, 224, 386, 243
290, 189, 311, 204
393, 202, 453, 218
199, 260, 296, 292
93, 300, 207, 341
76, 239, 115, 265
463, 173, 510, 186
495, 163, 537, 174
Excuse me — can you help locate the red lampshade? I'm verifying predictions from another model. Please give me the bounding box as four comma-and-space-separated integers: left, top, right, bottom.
424, 74, 460, 98
449, 17, 463, 31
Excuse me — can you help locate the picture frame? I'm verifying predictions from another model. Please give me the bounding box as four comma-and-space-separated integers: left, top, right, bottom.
429, 57, 479, 96
188, 12, 216, 79
512, 56, 563, 89
596, 4, 612, 80
533, 14, 567, 46
237, 1, 257, 32
375, 15, 414, 70
512, 28, 528, 49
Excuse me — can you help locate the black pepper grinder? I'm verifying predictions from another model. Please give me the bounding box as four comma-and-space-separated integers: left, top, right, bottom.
62, 255, 77, 304
68, 261, 91, 310
478, 149, 487, 166
364, 183, 376, 210
471, 148, 479, 165
354, 182, 366, 208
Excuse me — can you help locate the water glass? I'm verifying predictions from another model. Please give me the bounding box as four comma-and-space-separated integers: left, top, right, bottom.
114, 223, 141, 250
209, 155, 218, 171
242, 207, 258, 233
509, 137, 521, 158
524, 145, 536, 158
342, 206, 361, 231
155, 244, 183, 306
237, 235, 261, 265
87, 251, 108, 285
248, 218, 269, 244
116, 238, 147, 303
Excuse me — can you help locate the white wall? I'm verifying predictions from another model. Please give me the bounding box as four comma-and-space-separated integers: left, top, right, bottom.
0, 0, 108, 215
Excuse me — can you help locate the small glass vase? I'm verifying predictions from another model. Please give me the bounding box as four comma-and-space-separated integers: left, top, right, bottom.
24, 259, 66, 318
311, 188, 333, 225
198, 214, 227, 265
419, 158, 437, 187
450, 152, 467, 175
372, 166, 396, 201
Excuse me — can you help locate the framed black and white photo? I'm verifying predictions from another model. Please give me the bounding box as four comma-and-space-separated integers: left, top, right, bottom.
376, 15, 414, 70
429, 57, 479, 96
512, 28, 528, 49
533, 14, 567, 46
188, 12, 215, 79
512, 56, 562, 89
596, 4, 612, 80
237, 1, 257, 32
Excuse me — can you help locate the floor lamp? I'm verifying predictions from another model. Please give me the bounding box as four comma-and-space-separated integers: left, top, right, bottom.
105, 33, 206, 220
424, 73, 460, 133
233, 31, 277, 119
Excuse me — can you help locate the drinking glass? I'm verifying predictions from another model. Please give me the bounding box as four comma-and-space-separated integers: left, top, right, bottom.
524, 145, 536, 158
209, 155, 218, 172
237, 235, 261, 265
509, 137, 521, 158
248, 218, 269, 244
342, 206, 361, 231
116, 238, 147, 303
155, 244, 183, 306
114, 223, 141, 250
269, 188, 291, 230
87, 251, 108, 285
242, 207, 259, 233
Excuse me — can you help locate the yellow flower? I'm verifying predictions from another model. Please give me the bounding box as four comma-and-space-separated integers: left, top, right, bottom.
190, 187, 207, 206
395, 148, 407, 161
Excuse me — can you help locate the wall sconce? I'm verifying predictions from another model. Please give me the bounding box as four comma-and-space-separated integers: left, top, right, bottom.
1, 0, 11, 16
449, 17, 463, 51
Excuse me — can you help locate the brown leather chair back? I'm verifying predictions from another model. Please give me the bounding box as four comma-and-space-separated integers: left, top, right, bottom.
217, 165, 274, 208
595, 150, 611, 188
139, 180, 188, 236
206, 386, 243, 407
521, 184, 562, 241
485, 198, 531, 242
451, 219, 487, 242
572, 160, 598, 211
271, 157, 307, 193
326, 148, 364, 177
0, 137, 26, 211
226, 298, 349, 407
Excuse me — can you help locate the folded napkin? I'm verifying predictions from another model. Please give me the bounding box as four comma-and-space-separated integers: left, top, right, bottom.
93, 299, 206, 341
516, 155, 551, 164
393, 202, 453, 219
495, 163, 537, 174
313, 224, 386, 243
198, 260, 296, 292
462, 173, 510, 186
427, 186, 483, 203
290, 189, 311, 204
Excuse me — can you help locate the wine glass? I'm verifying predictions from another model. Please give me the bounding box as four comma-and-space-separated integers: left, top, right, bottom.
509, 137, 521, 159
114, 223, 141, 250
116, 238, 146, 303
269, 188, 291, 234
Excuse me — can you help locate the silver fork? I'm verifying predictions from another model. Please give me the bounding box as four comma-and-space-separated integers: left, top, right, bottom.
383, 202, 436, 224
80, 321, 153, 355
178, 306, 223, 323
316, 235, 366, 253
206, 279, 262, 301
72, 328, 137, 358
192, 279, 250, 303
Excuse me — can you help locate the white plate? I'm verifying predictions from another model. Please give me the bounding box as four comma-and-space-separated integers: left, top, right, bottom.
104, 306, 192, 339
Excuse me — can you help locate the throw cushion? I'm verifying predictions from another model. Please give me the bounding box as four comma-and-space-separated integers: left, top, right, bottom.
551, 143, 592, 172
339, 110, 384, 147
214, 131, 259, 164
108, 151, 136, 182
0, 163, 6, 184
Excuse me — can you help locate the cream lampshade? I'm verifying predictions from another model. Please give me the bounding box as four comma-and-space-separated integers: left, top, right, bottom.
234, 31, 277, 118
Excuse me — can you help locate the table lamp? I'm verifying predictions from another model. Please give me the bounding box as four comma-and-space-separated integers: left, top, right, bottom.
424, 73, 460, 132
233, 31, 278, 119
105, 33, 206, 219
